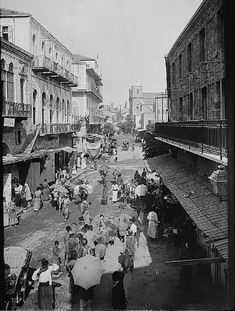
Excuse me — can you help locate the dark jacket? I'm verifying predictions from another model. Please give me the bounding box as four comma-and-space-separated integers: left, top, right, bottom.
112, 273, 126, 310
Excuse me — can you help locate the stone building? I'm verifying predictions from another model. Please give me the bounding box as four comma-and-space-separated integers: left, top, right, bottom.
1, 8, 79, 191
129, 84, 167, 129
153, 0, 228, 289
72, 54, 104, 134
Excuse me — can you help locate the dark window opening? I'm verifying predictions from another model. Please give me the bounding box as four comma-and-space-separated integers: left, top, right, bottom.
172, 62, 176, 84
179, 97, 183, 121
15, 129, 21, 145
187, 43, 192, 72
33, 107, 36, 124
179, 54, 182, 79
189, 93, 193, 120
2, 26, 8, 41
20, 79, 24, 103
200, 28, 206, 62
217, 9, 224, 51
202, 87, 207, 120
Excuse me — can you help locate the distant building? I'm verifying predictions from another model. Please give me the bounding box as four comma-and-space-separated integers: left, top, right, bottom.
129, 84, 167, 129
72, 54, 104, 134
1, 7, 79, 191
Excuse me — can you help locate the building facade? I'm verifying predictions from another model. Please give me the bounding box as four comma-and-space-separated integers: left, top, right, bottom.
1, 8, 79, 191
72, 54, 104, 134
153, 0, 227, 289
129, 84, 167, 129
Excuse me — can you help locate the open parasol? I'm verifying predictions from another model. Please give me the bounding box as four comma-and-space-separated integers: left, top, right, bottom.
71, 255, 105, 290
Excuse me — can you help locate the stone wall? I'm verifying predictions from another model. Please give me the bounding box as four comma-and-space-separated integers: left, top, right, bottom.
166, 0, 224, 121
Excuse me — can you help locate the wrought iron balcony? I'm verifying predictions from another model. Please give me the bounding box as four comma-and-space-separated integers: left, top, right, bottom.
33, 56, 78, 86
40, 123, 81, 135
154, 120, 227, 161
87, 85, 103, 102
2, 101, 32, 118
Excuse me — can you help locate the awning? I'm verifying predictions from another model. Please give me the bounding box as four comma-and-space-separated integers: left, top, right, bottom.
61, 146, 76, 153
146, 154, 228, 252
212, 239, 228, 260
3, 146, 74, 165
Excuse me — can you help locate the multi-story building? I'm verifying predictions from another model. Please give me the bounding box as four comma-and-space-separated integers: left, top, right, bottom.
72, 54, 103, 134
151, 0, 227, 289
129, 84, 167, 129
1, 8, 79, 191
1, 37, 33, 201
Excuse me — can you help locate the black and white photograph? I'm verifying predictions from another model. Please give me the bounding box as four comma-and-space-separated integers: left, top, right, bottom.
1, 0, 235, 310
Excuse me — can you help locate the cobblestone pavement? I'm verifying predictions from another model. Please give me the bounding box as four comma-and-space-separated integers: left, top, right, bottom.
5, 136, 226, 310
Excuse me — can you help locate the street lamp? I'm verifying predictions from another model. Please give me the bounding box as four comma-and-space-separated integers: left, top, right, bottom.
208, 165, 227, 201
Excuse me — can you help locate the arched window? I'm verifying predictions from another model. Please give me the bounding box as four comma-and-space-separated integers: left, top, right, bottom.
62, 99, 65, 122
67, 100, 70, 122
42, 41, 45, 54
1, 58, 6, 70
50, 95, 53, 123
66, 60, 69, 68
56, 52, 58, 61
42, 92, 46, 125
33, 90, 37, 124
61, 56, 64, 66
1, 59, 6, 100
7, 62, 14, 102
56, 97, 59, 123
32, 34, 36, 53
49, 47, 52, 58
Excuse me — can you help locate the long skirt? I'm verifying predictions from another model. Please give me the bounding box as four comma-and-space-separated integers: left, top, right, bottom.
112, 190, 118, 202
14, 193, 21, 207
33, 197, 42, 212
42, 188, 50, 201
101, 187, 108, 205
147, 221, 157, 239
38, 284, 54, 310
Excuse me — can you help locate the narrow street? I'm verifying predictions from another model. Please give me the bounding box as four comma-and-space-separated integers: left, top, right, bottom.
4, 135, 225, 310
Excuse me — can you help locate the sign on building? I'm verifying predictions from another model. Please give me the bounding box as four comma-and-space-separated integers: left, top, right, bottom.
4, 118, 15, 127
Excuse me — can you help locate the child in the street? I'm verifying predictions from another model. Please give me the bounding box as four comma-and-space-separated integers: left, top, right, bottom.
52, 240, 62, 266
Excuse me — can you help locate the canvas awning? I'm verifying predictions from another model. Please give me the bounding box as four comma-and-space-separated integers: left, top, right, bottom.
146, 154, 228, 260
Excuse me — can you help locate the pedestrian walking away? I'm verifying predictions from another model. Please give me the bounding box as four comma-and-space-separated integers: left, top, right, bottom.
32, 259, 59, 310
112, 271, 127, 310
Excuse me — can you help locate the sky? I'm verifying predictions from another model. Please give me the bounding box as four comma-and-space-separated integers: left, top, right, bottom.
1, 0, 202, 107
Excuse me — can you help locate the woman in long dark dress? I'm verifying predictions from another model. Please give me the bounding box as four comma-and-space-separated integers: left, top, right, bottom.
101, 182, 108, 205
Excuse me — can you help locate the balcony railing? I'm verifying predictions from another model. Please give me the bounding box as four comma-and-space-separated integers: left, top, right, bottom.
88, 85, 103, 102
33, 56, 78, 86
2, 101, 32, 118
154, 120, 227, 160
40, 123, 81, 135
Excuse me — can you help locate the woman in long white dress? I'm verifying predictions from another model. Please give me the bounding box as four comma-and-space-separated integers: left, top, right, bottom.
147, 210, 159, 241
112, 182, 119, 203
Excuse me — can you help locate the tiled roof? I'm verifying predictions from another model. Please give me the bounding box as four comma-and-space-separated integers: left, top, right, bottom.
146, 154, 228, 244
73, 54, 95, 63
213, 239, 228, 259
0, 7, 30, 17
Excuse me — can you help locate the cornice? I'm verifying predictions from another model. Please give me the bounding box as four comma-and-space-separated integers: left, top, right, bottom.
1, 38, 33, 62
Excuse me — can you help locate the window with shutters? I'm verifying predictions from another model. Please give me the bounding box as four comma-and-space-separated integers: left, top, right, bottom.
1, 59, 6, 101
7, 63, 14, 102
2, 26, 9, 41
20, 79, 24, 103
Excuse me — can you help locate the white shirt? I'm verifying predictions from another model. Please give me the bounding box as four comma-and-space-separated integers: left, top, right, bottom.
130, 223, 137, 235
84, 230, 98, 248
32, 263, 59, 285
